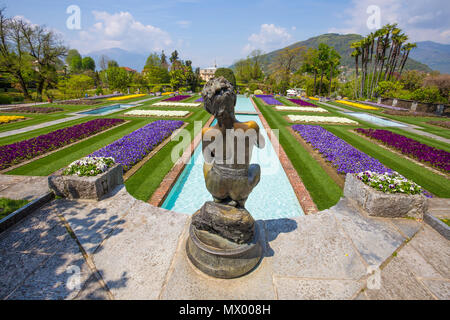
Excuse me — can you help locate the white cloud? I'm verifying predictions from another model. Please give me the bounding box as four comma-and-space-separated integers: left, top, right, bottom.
243, 23, 292, 54
328, 0, 450, 44
71, 11, 173, 54
176, 20, 192, 29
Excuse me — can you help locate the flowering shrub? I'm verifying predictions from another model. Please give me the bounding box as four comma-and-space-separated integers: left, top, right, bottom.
276, 106, 328, 112
356, 128, 450, 172
90, 120, 184, 171
163, 95, 191, 102
335, 100, 379, 110
255, 95, 283, 106
0, 118, 124, 170
107, 94, 146, 101
2, 107, 64, 113
63, 157, 115, 177
153, 102, 201, 107
0, 115, 25, 124
288, 115, 358, 124
356, 171, 430, 197
288, 99, 317, 107
292, 125, 391, 174
124, 110, 189, 117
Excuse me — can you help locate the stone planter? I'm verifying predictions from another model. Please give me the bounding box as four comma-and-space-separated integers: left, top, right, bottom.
343, 173, 427, 219
48, 164, 123, 200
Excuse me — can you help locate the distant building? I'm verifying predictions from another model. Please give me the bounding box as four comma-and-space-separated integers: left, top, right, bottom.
200, 62, 217, 82
121, 67, 137, 73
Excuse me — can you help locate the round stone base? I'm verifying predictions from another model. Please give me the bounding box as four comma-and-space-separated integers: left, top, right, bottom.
186, 223, 263, 279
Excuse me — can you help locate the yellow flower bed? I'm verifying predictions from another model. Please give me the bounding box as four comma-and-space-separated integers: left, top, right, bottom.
308, 96, 319, 101
0, 115, 25, 124
107, 94, 146, 101
335, 100, 379, 110
161, 92, 174, 96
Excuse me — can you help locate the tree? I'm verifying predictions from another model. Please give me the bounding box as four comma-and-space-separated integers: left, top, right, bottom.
99, 55, 109, 70
214, 68, 236, 89
145, 52, 161, 68
106, 66, 131, 91
66, 74, 94, 97
160, 50, 169, 70
269, 46, 305, 94
0, 9, 34, 99
144, 65, 170, 84
107, 60, 119, 68
328, 48, 341, 96
81, 56, 95, 71
300, 48, 320, 95
66, 49, 81, 67
69, 54, 82, 73
317, 43, 330, 96
18, 17, 67, 101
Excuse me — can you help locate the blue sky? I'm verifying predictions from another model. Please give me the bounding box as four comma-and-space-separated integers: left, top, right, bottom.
3, 0, 450, 68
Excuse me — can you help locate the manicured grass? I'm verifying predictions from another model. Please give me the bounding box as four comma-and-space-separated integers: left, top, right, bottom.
0, 113, 70, 133
440, 218, 450, 227
7, 119, 148, 176
254, 97, 343, 210
255, 96, 450, 210
125, 108, 209, 202
0, 198, 29, 220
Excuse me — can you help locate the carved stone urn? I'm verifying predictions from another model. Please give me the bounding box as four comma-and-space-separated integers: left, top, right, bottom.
186, 77, 265, 278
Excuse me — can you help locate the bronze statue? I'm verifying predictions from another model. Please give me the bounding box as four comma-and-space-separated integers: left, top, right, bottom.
186, 77, 265, 279
201, 77, 265, 208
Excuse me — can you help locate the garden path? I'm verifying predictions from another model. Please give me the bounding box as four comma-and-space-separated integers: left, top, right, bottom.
0, 115, 88, 139
0, 185, 448, 300
319, 101, 450, 144
0, 175, 49, 201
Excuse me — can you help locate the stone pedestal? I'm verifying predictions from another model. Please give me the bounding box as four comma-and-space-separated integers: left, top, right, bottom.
186, 201, 263, 278
186, 223, 263, 279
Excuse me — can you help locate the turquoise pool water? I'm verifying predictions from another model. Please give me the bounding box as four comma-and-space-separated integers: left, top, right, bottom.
162, 100, 304, 219
235, 95, 257, 113
81, 104, 133, 115
344, 112, 407, 127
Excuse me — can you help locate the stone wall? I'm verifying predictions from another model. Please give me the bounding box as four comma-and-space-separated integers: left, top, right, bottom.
380, 97, 449, 116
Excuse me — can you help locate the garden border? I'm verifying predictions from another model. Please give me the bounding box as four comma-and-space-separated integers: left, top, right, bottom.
121, 112, 193, 119
0, 191, 54, 234
0, 120, 130, 174
148, 116, 214, 206
123, 122, 189, 181
251, 97, 318, 214
424, 213, 450, 240
283, 115, 359, 125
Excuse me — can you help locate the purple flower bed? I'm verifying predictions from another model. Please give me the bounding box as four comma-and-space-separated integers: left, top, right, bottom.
90, 120, 184, 171
356, 128, 450, 172
0, 119, 124, 170
163, 95, 191, 102
288, 99, 317, 107
195, 97, 203, 102
255, 95, 283, 106
292, 124, 391, 174
359, 101, 405, 111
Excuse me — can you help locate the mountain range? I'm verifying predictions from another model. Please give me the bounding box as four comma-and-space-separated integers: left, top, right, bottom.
85, 34, 450, 74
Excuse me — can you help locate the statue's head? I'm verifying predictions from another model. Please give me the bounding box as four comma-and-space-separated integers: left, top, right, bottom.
202, 77, 236, 121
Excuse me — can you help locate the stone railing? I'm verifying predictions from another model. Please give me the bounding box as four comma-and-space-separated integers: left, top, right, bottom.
379, 97, 449, 116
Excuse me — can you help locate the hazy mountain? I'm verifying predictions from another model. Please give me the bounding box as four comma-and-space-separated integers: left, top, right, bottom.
410, 41, 450, 74
87, 48, 148, 72
231, 33, 433, 73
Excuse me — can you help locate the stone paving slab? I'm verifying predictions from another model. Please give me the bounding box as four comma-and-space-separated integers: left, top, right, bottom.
92, 200, 188, 300
332, 199, 407, 267
407, 225, 450, 279
74, 274, 110, 300
420, 280, 450, 300
265, 211, 367, 280
364, 256, 435, 300
274, 277, 364, 300
0, 175, 49, 201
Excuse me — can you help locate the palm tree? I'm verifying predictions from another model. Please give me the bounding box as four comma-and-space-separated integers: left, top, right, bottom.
389, 33, 408, 80
350, 41, 362, 98
398, 43, 417, 77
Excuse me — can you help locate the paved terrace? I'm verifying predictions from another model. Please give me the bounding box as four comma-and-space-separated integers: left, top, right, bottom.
0, 185, 448, 300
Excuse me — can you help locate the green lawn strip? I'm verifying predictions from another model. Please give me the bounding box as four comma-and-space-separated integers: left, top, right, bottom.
440, 218, 450, 227
326, 101, 450, 139
254, 97, 342, 210
125, 109, 210, 202
7, 119, 148, 176
0, 198, 29, 220
0, 113, 71, 133
0, 116, 99, 146
325, 126, 450, 198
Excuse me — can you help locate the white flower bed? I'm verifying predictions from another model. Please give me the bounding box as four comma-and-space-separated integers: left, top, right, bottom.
63, 157, 115, 177
124, 110, 189, 117
153, 102, 201, 107
276, 106, 328, 112
287, 115, 358, 124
